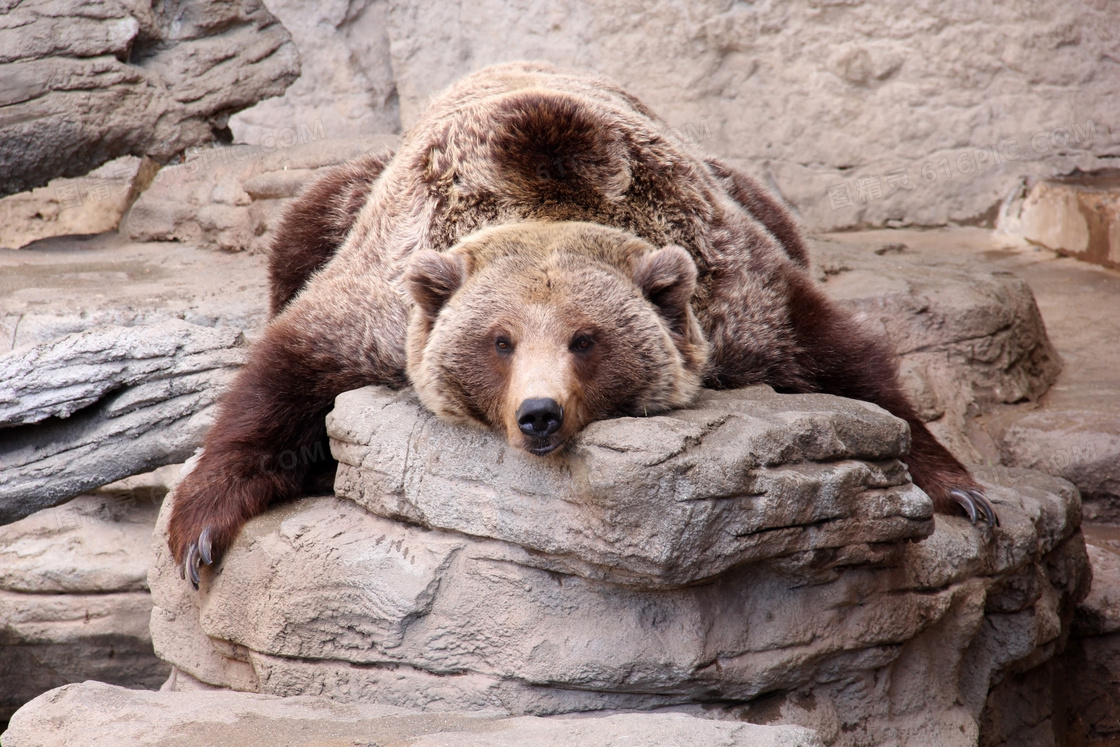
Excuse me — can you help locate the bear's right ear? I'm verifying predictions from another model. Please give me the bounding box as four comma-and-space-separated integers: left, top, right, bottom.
406, 251, 467, 318
632, 245, 697, 335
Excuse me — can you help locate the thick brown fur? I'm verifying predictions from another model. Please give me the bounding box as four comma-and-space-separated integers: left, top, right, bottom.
169, 62, 993, 581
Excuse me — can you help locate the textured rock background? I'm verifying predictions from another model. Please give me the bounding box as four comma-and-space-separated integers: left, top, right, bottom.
0, 0, 299, 199
122, 135, 397, 253
149, 385, 1089, 747
813, 238, 1060, 463
225, 0, 1120, 231
0, 487, 172, 724
0, 320, 246, 524
227, 0, 399, 145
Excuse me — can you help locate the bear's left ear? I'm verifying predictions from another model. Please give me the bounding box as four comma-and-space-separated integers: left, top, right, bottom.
632, 245, 697, 335
406, 250, 467, 318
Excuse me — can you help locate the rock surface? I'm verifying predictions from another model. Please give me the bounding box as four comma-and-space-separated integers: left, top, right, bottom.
0, 490, 170, 724
823, 227, 1120, 516
0, 157, 144, 250
1, 682, 823, 747
150, 385, 1088, 747
0, 0, 299, 198
0, 320, 246, 524
122, 136, 397, 253
229, 0, 400, 145
1018, 173, 1120, 271
359, 0, 1120, 231
0, 233, 269, 355
813, 238, 1060, 463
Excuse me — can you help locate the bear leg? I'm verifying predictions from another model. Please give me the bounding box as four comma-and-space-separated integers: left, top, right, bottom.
759, 273, 998, 526
268, 149, 394, 316
168, 277, 409, 587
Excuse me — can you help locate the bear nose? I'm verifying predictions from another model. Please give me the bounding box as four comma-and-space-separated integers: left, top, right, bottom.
516, 398, 564, 438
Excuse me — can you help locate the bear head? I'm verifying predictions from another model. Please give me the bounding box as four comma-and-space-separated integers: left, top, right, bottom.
405, 222, 709, 456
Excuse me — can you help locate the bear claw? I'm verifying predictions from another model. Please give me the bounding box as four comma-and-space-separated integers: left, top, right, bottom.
949, 488, 999, 528
183, 528, 215, 590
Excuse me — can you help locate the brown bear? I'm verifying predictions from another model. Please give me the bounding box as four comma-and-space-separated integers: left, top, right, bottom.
169, 61, 997, 588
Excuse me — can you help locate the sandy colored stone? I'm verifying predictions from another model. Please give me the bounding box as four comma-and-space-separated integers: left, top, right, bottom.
379, 0, 1120, 231
1019, 174, 1120, 271
1, 682, 823, 747
0, 157, 143, 250
122, 135, 397, 253
148, 383, 1087, 746
229, 0, 401, 145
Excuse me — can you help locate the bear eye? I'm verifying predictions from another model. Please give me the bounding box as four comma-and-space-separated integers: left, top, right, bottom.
570, 334, 594, 353
495, 336, 514, 354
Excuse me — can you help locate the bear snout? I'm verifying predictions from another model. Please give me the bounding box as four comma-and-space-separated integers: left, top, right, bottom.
516, 398, 564, 444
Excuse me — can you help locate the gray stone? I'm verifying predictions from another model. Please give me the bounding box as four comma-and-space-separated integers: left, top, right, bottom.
1001, 411, 1120, 516
328, 385, 930, 587
1, 682, 823, 747
0, 491, 170, 723
148, 385, 1088, 747
0, 320, 246, 524
0, 0, 299, 198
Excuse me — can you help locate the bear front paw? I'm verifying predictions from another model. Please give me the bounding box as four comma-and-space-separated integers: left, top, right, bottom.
167, 463, 273, 589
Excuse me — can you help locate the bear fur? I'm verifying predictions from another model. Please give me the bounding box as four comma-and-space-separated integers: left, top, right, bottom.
169, 61, 996, 586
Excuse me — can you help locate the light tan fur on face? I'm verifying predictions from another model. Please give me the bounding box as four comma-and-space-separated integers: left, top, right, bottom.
405, 222, 708, 455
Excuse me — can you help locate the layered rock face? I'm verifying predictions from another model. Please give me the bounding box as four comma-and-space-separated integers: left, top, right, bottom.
0, 487, 171, 724
0, 320, 247, 524
0, 0, 299, 199
122, 135, 398, 253
150, 385, 1088, 747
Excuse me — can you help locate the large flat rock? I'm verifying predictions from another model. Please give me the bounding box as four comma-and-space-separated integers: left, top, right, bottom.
329, 385, 930, 587
150, 385, 1088, 747
1, 682, 823, 747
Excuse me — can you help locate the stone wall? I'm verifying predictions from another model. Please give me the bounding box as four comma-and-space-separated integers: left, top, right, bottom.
230, 0, 1120, 231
